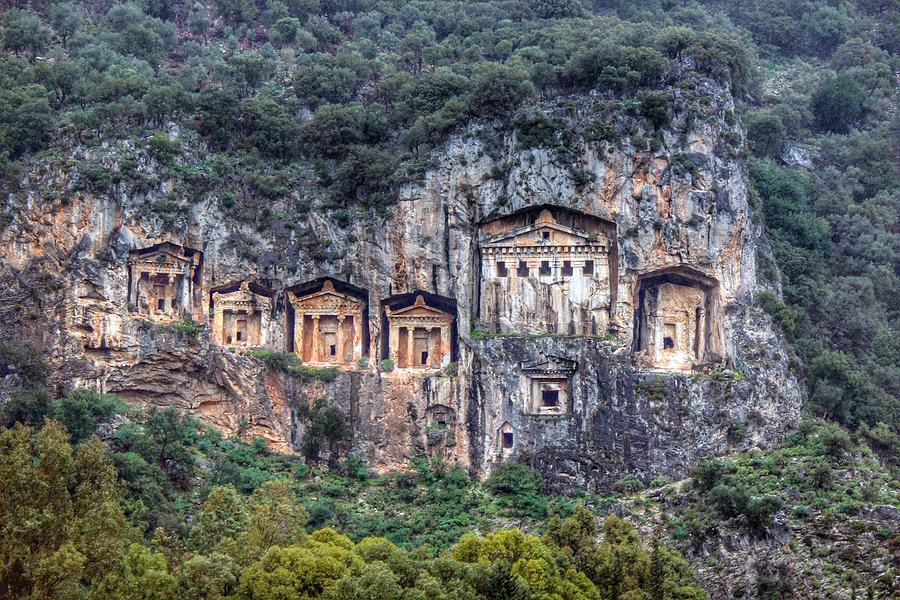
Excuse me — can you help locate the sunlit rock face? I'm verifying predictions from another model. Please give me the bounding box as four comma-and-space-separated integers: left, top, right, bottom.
0, 76, 802, 489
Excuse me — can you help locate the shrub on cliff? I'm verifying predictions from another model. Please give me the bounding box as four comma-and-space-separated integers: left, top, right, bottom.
485, 461, 548, 518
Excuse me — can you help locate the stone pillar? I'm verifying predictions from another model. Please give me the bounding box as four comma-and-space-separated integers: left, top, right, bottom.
406, 325, 415, 368
311, 315, 321, 363
336, 314, 345, 364
129, 269, 140, 310
294, 308, 304, 358
388, 321, 399, 367
440, 323, 451, 367
353, 311, 363, 361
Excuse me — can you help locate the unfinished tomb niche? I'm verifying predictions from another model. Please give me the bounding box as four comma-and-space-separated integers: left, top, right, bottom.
210, 281, 274, 348
498, 422, 515, 457
127, 242, 202, 321
478, 205, 618, 335
633, 267, 722, 371
521, 355, 578, 415
382, 293, 456, 370
287, 279, 367, 365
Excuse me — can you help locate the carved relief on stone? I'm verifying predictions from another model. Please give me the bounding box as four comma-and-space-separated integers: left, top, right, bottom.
288, 280, 365, 365
478, 206, 614, 336
520, 354, 578, 415
127, 242, 202, 323
211, 281, 273, 348
384, 295, 454, 370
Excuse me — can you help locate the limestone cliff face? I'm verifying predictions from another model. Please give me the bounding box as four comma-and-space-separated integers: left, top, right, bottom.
0, 75, 802, 488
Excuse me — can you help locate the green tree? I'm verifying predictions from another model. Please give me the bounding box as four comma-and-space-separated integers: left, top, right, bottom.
232, 529, 363, 600
238, 479, 308, 564
0, 84, 53, 157
53, 389, 122, 443
188, 485, 248, 554
468, 62, 534, 118
48, 3, 82, 48
0, 422, 134, 599
2, 10, 51, 62
811, 74, 865, 133
89, 544, 178, 600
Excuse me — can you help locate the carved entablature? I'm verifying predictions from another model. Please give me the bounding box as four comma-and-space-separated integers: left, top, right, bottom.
478, 207, 615, 335
521, 354, 578, 416
385, 295, 454, 369
127, 242, 202, 322
211, 281, 273, 348
288, 280, 365, 365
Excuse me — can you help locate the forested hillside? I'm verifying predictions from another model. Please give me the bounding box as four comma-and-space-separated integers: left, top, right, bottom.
0, 0, 897, 599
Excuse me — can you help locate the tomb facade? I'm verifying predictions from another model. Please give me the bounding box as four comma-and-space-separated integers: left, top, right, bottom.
633, 268, 721, 371
479, 206, 616, 335
127, 242, 202, 322
288, 280, 365, 365
210, 281, 273, 348
521, 355, 578, 415
384, 295, 454, 369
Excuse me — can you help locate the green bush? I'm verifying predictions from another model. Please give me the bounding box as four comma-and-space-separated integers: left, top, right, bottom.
485, 461, 548, 518
811, 74, 865, 133
53, 389, 123, 443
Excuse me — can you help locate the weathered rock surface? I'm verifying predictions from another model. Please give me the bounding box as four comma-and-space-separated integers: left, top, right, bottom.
0, 76, 802, 489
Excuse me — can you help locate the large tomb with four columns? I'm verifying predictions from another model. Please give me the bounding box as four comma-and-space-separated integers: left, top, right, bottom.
478, 206, 617, 335
127, 242, 202, 322
287, 279, 366, 365
210, 281, 274, 348
383, 294, 455, 369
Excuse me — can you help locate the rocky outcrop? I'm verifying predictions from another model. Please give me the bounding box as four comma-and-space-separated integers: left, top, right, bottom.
0, 74, 802, 488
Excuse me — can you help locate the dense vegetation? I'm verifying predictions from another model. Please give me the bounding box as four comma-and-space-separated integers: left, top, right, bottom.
0, 381, 709, 599
0, 0, 898, 597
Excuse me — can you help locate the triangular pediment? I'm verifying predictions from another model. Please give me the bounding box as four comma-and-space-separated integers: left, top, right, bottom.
482, 222, 600, 247
132, 250, 192, 265
521, 354, 578, 374
390, 295, 451, 319
293, 280, 362, 308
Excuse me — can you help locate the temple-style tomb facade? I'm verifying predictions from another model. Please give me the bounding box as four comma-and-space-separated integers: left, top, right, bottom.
210, 281, 273, 348
479, 206, 616, 335
385, 295, 454, 369
127, 242, 202, 322
288, 280, 365, 365
521, 355, 578, 415
633, 267, 722, 372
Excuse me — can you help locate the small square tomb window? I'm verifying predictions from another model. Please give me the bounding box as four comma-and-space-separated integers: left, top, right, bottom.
502, 432, 514, 448
540, 261, 551, 275
562, 260, 573, 276
583, 260, 594, 275
542, 389, 559, 407
497, 261, 508, 277
517, 261, 529, 276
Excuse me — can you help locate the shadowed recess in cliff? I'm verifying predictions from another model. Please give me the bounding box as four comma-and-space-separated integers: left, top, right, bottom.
632, 266, 724, 370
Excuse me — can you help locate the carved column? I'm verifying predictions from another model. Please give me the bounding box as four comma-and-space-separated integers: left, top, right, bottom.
294, 307, 305, 359
336, 314, 346, 364
406, 325, 415, 368
440, 322, 451, 367
353, 310, 363, 361
311, 315, 321, 363
388, 320, 399, 367
129, 269, 141, 310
